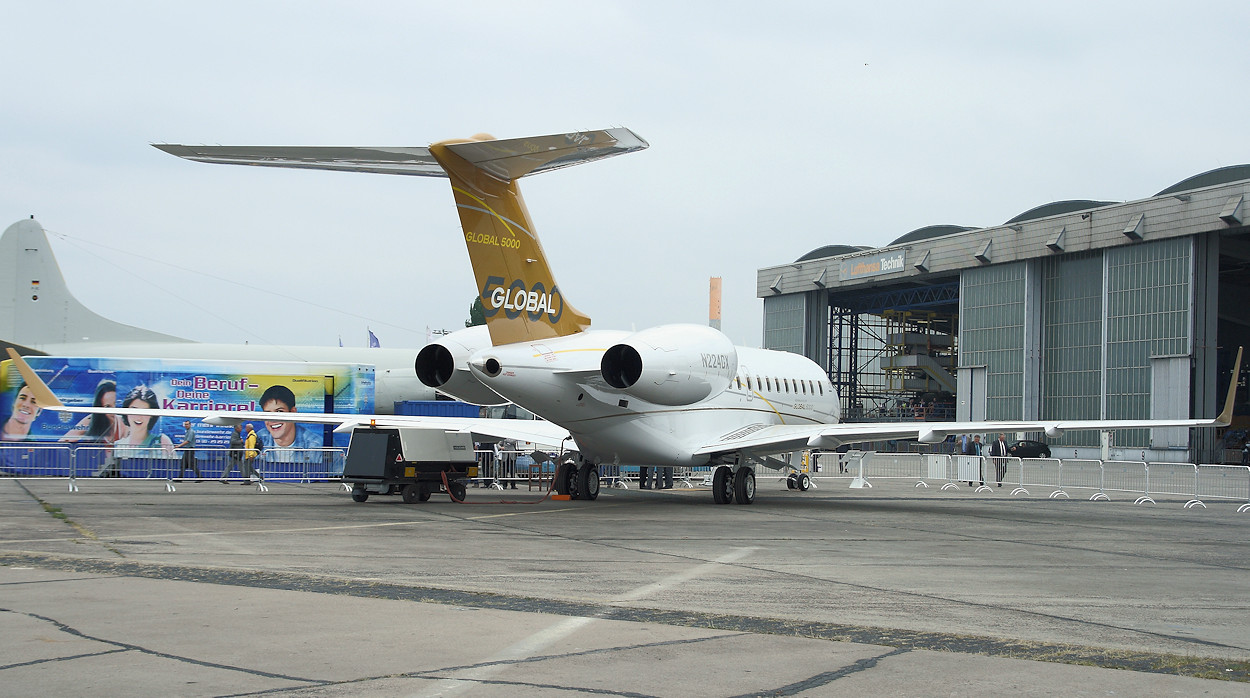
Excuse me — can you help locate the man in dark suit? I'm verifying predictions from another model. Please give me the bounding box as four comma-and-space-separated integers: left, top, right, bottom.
989, 433, 1010, 487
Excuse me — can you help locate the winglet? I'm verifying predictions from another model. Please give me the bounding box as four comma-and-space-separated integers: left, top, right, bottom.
1216, 346, 1242, 426
4, 347, 63, 408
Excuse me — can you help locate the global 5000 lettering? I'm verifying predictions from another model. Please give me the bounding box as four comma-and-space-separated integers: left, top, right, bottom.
466, 231, 521, 249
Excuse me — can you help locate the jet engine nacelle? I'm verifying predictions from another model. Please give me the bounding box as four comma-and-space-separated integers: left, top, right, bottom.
600, 324, 737, 406
414, 325, 508, 405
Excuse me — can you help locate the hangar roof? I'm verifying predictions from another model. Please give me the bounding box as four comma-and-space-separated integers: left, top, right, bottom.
1156, 164, 1250, 196
760, 165, 1250, 298
889, 225, 976, 246
794, 245, 870, 263
1004, 200, 1117, 225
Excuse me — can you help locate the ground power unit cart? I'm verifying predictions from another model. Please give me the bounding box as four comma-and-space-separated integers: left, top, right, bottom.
342, 427, 478, 503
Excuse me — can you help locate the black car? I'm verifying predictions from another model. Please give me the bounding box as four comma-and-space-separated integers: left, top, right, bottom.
1008, 440, 1051, 459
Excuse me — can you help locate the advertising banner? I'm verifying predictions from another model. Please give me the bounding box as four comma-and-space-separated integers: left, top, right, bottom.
0, 357, 374, 475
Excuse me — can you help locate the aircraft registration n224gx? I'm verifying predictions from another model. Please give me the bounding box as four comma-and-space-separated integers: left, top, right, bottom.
16, 128, 1239, 506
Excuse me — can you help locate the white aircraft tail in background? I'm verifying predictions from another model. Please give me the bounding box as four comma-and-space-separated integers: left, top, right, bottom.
0, 218, 444, 410
1, 217, 189, 353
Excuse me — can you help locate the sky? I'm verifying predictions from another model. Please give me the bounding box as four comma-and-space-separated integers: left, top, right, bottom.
3, 1, 1249, 352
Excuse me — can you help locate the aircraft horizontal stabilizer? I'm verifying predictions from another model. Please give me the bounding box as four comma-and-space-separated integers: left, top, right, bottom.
154, 128, 648, 183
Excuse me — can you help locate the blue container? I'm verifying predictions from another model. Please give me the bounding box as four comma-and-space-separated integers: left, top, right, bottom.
393, 400, 481, 418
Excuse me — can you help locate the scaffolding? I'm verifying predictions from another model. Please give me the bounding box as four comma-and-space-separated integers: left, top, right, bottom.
827, 282, 959, 422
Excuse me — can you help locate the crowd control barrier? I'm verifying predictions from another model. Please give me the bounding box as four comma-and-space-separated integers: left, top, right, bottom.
828, 451, 1250, 510
0, 444, 345, 490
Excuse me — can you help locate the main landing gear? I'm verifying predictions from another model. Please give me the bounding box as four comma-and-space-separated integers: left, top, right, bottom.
553, 460, 600, 501
712, 466, 755, 505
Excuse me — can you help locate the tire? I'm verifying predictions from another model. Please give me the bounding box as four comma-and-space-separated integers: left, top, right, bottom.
712, 466, 733, 504
351, 488, 368, 503
796, 472, 811, 492
786, 474, 797, 490
1041, 448, 1052, 459
401, 484, 421, 504
448, 481, 467, 502
733, 468, 756, 505
576, 464, 600, 501
418, 484, 431, 502
554, 462, 574, 496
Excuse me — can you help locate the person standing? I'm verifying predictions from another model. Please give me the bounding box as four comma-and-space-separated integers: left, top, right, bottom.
638, 466, 652, 489
964, 434, 984, 486
243, 423, 263, 484
499, 439, 518, 489
989, 433, 1010, 487
658, 466, 674, 489
223, 424, 245, 482
175, 420, 202, 481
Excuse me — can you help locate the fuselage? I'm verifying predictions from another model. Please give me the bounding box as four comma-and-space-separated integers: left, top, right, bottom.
466, 329, 839, 466
35, 342, 433, 413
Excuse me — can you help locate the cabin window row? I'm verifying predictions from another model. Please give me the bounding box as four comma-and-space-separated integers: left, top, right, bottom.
735, 375, 824, 396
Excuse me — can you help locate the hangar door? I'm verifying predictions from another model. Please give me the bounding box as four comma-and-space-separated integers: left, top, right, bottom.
1150, 355, 1190, 449
956, 365, 987, 422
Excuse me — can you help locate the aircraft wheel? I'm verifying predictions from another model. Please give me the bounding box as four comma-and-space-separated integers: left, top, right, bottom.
448, 481, 467, 502
796, 472, 811, 492
401, 484, 421, 504
351, 488, 368, 503
733, 468, 756, 505
712, 466, 733, 504
786, 474, 797, 490
554, 462, 574, 496
577, 464, 600, 501
418, 484, 432, 502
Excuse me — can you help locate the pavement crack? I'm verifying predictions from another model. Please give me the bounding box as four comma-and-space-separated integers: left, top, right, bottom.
0, 607, 326, 685
0, 648, 130, 671
12, 479, 125, 558
727, 647, 911, 696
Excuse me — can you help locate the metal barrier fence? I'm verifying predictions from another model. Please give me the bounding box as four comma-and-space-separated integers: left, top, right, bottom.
832, 452, 1250, 509
5, 442, 1248, 509
0, 444, 345, 486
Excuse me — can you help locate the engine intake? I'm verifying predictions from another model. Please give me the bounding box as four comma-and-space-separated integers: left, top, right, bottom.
599, 324, 737, 406
414, 326, 507, 405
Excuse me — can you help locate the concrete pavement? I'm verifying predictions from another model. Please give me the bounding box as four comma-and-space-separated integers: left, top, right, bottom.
2, 476, 1248, 695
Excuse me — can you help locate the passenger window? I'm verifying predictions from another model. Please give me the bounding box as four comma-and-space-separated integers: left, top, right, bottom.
785, 379, 790, 394
818, 383, 824, 396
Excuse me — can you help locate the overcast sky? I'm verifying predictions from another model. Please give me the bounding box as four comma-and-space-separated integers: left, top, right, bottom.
3, 2, 1249, 351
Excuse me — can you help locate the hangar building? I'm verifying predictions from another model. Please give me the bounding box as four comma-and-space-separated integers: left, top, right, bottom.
757, 166, 1250, 462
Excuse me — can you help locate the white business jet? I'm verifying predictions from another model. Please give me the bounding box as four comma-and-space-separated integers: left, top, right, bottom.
11, 128, 1239, 505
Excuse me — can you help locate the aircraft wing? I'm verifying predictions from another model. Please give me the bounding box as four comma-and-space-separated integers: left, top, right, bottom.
692, 414, 1236, 458
695, 348, 1241, 458
5, 349, 571, 448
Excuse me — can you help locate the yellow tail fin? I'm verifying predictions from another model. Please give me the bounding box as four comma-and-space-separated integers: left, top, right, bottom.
429, 130, 645, 345
155, 128, 648, 346
430, 137, 591, 345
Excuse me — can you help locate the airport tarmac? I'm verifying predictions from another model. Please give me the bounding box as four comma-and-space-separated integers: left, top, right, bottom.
2, 475, 1248, 696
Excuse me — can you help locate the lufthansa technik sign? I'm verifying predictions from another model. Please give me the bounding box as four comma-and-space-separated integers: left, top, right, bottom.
840, 251, 906, 280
